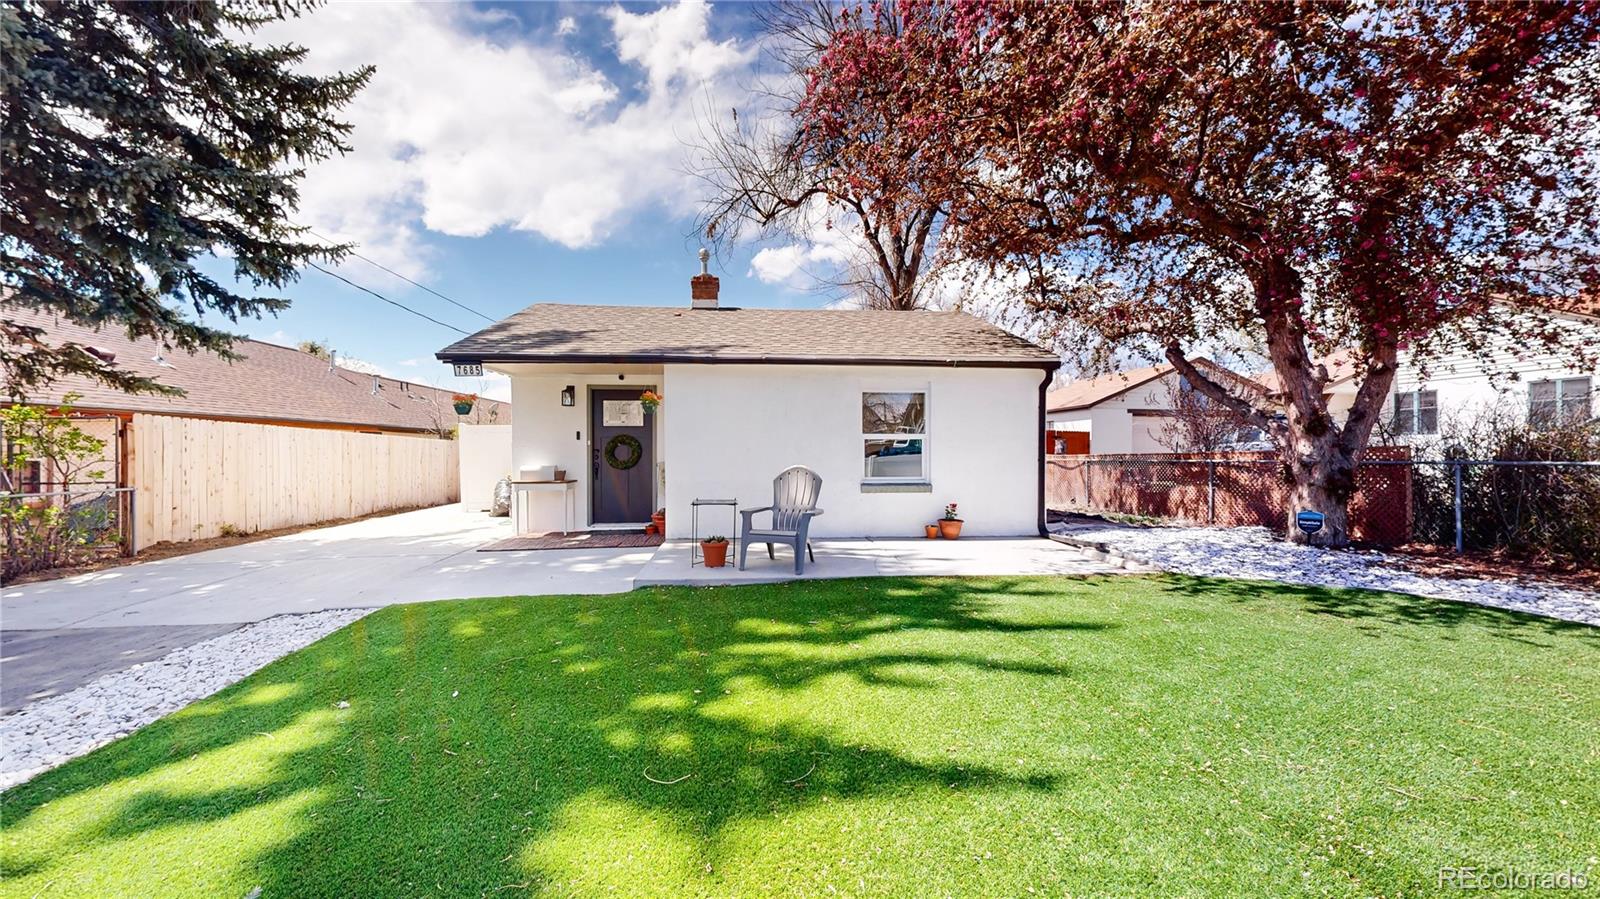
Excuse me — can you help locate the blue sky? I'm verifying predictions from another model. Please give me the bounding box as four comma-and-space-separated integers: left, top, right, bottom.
209, 1, 832, 399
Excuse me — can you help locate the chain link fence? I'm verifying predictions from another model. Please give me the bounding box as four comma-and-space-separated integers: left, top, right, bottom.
2, 413, 133, 581
1, 487, 137, 580
1393, 459, 1600, 562
1047, 451, 1600, 565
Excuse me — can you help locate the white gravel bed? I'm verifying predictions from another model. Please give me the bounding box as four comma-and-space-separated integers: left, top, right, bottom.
1, 608, 368, 792
1058, 524, 1600, 626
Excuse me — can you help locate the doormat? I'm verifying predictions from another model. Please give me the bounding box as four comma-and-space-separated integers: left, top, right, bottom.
479, 531, 664, 552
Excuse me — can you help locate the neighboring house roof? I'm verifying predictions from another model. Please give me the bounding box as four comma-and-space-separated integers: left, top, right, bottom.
1045, 363, 1171, 412
1253, 348, 1361, 396
435, 304, 1060, 369
1046, 358, 1253, 412
4, 305, 507, 431
1528, 292, 1600, 323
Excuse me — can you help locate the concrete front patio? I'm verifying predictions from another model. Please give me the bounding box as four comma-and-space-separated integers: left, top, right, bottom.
635, 536, 1130, 586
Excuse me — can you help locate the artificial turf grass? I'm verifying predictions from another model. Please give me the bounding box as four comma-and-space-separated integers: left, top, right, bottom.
1, 575, 1595, 898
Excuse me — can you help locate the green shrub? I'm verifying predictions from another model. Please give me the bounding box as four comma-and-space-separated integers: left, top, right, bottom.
1410, 406, 1600, 567
1, 398, 121, 579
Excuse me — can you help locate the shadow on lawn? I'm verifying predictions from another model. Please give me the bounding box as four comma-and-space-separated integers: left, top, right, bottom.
1159, 573, 1595, 645
0, 576, 1107, 895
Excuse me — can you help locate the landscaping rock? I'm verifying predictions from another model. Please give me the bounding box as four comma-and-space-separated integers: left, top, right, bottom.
1054, 522, 1599, 626
0, 608, 368, 791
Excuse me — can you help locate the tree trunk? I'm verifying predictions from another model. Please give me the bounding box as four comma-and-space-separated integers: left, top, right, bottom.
1283, 433, 1358, 547
1249, 262, 1371, 549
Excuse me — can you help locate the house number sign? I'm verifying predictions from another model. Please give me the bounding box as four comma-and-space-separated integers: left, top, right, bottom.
452, 363, 483, 377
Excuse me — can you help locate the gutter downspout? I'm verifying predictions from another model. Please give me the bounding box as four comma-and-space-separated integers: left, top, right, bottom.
1037, 368, 1053, 537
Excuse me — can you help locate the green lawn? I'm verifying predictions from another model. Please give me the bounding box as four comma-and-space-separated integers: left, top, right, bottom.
3, 576, 1596, 897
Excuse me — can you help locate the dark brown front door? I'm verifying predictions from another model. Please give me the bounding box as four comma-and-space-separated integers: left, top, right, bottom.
591, 388, 654, 524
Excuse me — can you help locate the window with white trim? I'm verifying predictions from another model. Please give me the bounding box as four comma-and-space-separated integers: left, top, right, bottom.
1528, 377, 1591, 426
1392, 389, 1438, 435
862, 391, 927, 481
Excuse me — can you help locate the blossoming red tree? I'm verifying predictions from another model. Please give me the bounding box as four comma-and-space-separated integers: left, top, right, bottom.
799, 1, 1600, 545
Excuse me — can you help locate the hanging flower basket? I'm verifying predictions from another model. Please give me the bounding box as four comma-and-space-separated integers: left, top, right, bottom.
452, 393, 477, 415
640, 390, 662, 414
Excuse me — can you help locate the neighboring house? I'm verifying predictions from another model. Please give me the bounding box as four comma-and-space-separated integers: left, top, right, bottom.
1054, 297, 1599, 458
3, 305, 500, 550
4, 305, 508, 435
435, 259, 1060, 538
1044, 359, 1260, 454
1314, 307, 1599, 444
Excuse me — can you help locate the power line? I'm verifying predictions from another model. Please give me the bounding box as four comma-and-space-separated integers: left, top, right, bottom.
306, 227, 497, 323
307, 262, 470, 335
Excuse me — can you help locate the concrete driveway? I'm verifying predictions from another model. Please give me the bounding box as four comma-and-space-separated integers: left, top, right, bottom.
1, 505, 649, 710
1, 506, 650, 630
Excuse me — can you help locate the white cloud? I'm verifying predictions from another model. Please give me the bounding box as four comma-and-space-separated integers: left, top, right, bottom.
748, 245, 808, 284
743, 196, 864, 289
556, 16, 577, 37
334, 355, 394, 377
255, 0, 755, 276
607, 0, 748, 94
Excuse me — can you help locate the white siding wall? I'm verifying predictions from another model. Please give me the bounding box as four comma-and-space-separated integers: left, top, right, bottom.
663, 364, 1044, 538
509, 372, 665, 531
1384, 318, 1600, 441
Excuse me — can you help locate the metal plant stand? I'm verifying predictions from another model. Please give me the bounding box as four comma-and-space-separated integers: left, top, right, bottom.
690, 498, 737, 567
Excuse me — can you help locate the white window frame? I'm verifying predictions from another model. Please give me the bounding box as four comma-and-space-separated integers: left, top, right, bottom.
861, 388, 930, 483
1392, 389, 1438, 435
1528, 376, 1592, 425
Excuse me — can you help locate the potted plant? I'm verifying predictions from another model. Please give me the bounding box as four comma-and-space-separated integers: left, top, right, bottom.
938, 503, 963, 539
924, 523, 939, 539
700, 535, 729, 568
640, 389, 662, 414
452, 392, 477, 415
651, 507, 666, 533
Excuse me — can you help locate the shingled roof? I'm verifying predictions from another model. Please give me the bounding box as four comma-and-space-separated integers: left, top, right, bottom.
436, 304, 1060, 369
1045, 363, 1172, 412
1046, 358, 1263, 412
5, 305, 507, 432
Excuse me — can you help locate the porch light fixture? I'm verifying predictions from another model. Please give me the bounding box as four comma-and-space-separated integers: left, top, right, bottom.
561, 385, 575, 407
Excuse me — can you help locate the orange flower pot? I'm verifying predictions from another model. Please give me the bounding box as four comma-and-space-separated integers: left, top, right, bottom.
700, 540, 729, 568
938, 519, 963, 540
924, 524, 939, 539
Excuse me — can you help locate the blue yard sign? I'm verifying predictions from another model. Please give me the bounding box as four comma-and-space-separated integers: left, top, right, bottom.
1296, 510, 1325, 535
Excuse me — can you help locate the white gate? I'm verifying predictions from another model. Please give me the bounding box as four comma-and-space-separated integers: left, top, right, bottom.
458, 424, 512, 511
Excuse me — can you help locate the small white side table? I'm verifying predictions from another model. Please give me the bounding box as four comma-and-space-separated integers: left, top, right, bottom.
512, 479, 578, 535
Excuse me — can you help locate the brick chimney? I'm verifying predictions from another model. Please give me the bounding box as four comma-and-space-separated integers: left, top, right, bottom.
691, 247, 719, 308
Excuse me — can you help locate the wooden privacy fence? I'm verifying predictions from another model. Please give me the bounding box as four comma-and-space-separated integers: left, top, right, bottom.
1047, 448, 1413, 544
130, 414, 458, 550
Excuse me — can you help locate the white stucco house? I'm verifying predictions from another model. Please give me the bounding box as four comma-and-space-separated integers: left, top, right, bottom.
436, 262, 1061, 539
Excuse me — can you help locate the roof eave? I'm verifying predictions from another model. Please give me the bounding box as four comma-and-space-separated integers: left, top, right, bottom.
436, 350, 1060, 370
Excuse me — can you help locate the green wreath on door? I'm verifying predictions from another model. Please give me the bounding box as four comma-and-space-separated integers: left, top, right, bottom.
603, 433, 643, 470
